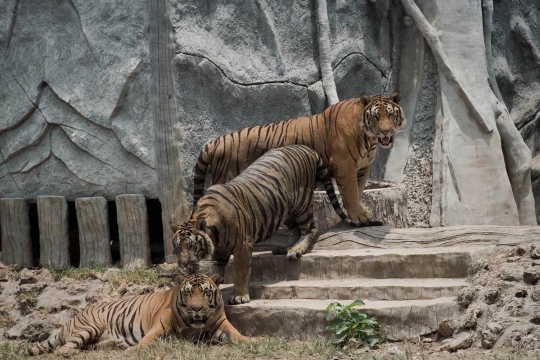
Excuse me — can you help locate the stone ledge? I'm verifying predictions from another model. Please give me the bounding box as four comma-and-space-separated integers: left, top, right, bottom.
220, 278, 468, 301
225, 297, 459, 340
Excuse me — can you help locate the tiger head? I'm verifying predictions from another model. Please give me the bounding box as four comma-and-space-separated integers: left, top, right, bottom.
360, 91, 406, 148
171, 218, 214, 275
174, 273, 224, 328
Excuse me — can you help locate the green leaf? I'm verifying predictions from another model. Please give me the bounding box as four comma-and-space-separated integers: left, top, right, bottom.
368, 336, 380, 347
326, 302, 340, 312
326, 317, 345, 330
325, 302, 342, 321
335, 331, 348, 344
350, 312, 367, 321
335, 324, 349, 335
346, 300, 365, 309
361, 318, 379, 326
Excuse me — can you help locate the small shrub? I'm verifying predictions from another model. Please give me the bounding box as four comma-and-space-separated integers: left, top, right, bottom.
325, 300, 386, 348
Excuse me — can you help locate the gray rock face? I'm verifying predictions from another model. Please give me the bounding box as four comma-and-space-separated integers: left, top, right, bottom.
492, 1, 540, 224
1, 0, 539, 226
0, 0, 156, 200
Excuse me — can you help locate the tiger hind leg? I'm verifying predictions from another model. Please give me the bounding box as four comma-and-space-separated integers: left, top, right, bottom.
285, 210, 319, 260
29, 334, 60, 356
272, 217, 301, 256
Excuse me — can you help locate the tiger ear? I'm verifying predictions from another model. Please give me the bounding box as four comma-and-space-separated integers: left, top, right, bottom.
360, 93, 371, 106
210, 273, 223, 286
172, 273, 186, 284
195, 217, 207, 231
390, 90, 401, 104
170, 222, 181, 233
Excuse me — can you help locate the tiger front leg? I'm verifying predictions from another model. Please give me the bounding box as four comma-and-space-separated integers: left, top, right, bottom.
229, 243, 253, 305
336, 166, 380, 226
356, 165, 383, 226
210, 317, 251, 344
126, 326, 168, 351
285, 210, 318, 260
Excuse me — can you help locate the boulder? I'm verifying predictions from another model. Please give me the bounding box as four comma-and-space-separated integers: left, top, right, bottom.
500, 265, 523, 282
457, 287, 476, 308
531, 244, 540, 260
481, 322, 504, 349
524, 268, 540, 285
437, 333, 473, 352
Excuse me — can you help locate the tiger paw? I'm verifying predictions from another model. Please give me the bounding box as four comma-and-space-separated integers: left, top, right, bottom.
228, 294, 250, 304
56, 346, 80, 357
28, 347, 43, 356
124, 345, 138, 353
285, 248, 303, 260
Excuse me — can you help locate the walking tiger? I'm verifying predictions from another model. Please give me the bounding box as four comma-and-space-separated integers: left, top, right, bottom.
172, 145, 371, 305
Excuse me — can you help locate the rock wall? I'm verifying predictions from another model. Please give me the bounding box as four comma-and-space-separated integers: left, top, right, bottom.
0, 0, 156, 200
491, 0, 540, 224
0, 0, 539, 225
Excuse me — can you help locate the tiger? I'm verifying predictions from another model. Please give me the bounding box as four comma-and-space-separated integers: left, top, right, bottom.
29, 273, 248, 356
192, 91, 405, 225
172, 145, 370, 305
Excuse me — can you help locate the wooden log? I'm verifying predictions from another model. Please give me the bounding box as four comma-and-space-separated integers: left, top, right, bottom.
254, 224, 540, 252
116, 194, 150, 268
75, 197, 112, 267
149, 0, 186, 262
0, 198, 33, 268
37, 196, 70, 270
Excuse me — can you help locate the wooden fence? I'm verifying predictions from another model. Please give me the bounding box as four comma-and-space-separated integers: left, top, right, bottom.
0, 195, 157, 270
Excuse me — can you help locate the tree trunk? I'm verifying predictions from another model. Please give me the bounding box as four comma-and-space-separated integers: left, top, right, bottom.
316, 0, 339, 106
482, 0, 537, 225
75, 197, 112, 267
149, 0, 186, 263
0, 198, 33, 268
37, 196, 70, 270
116, 194, 150, 269
400, 0, 520, 226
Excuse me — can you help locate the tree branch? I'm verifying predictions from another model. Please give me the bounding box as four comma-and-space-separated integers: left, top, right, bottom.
399, 0, 493, 132
482, 0, 537, 225
316, 0, 339, 106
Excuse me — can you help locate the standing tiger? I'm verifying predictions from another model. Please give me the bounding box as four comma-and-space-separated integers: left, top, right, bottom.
172, 145, 367, 305
193, 91, 406, 224
29, 273, 248, 356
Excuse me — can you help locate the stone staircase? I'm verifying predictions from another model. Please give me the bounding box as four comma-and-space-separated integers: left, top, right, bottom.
222, 246, 472, 340
218, 223, 540, 340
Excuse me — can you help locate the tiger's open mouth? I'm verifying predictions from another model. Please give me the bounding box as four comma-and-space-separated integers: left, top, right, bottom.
190, 315, 206, 328
378, 136, 393, 148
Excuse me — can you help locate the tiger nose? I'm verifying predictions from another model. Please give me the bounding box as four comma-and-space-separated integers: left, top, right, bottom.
381, 130, 391, 135
191, 305, 203, 312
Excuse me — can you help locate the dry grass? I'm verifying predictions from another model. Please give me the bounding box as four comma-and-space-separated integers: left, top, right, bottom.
2, 337, 539, 360
48, 266, 170, 287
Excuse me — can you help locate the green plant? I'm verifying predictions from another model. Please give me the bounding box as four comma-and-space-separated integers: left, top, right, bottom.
325, 300, 386, 348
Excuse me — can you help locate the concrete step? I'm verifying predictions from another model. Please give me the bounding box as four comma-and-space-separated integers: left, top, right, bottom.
223, 247, 472, 283
225, 297, 459, 340
220, 278, 468, 301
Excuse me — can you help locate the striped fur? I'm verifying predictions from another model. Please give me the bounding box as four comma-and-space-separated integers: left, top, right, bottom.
193, 91, 405, 224
29, 273, 247, 356
173, 145, 369, 305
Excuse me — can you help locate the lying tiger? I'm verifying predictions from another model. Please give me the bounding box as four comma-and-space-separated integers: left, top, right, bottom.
29, 273, 248, 356
172, 145, 367, 305
193, 91, 405, 225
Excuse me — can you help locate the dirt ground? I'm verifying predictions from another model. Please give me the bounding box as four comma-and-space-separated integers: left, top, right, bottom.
0, 244, 539, 359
